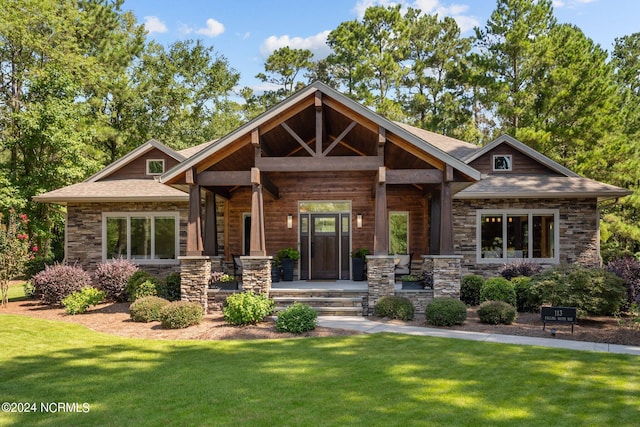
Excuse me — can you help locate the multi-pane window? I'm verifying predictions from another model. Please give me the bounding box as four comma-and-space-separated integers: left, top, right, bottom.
389, 211, 409, 254
103, 213, 178, 262
477, 210, 557, 262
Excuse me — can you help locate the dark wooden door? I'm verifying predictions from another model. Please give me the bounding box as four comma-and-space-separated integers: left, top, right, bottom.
311, 214, 339, 279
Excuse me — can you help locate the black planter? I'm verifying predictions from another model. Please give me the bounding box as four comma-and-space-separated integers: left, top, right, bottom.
281, 258, 294, 281
352, 258, 366, 281
271, 266, 281, 282
401, 280, 423, 290
211, 281, 239, 290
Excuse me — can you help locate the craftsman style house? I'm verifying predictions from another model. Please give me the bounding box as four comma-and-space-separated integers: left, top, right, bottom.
35, 82, 631, 313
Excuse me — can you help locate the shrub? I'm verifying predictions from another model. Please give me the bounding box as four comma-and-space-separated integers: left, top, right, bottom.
157, 272, 181, 301
130, 296, 170, 322
480, 277, 517, 306
62, 287, 106, 315
223, 291, 274, 325
512, 276, 540, 312
126, 271, 159, 302
425, 298, 467, 326
606, 256, 640, 308
32, 263, 91, 305
499, 260, 542, 280
477, 301, 517, 324
461, 275, 484, 306
529, 265, 626, 316
373, 296, 415, 321
160, 301, 203, 329
94, 258, 138, 302
275, 302, 318, 333
23, 281, 35, 298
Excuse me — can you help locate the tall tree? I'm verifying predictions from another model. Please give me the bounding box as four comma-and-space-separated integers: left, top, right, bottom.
475, 0, 556, 133
402, 10, 473, 137
256, 46, 313, 96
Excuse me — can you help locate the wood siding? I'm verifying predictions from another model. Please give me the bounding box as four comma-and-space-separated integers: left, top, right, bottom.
217, 171, 430, 261
469, 145, 563, 176
102, 148, 182, 180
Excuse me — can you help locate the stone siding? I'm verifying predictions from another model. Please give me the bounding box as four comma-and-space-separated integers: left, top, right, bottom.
179, 256, 211, 312
395, 289, 433, 315
65, 201, 188, 275
366, 256, 395, 315
423, 255, 462, 299
240, 256, 272, 294
453, 198, 600, 278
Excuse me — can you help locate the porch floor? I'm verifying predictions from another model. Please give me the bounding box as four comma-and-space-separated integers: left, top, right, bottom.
271, 280, 402, 291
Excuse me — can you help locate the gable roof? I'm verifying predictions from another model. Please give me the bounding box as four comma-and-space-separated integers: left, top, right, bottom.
462, 134, 579, 177
32, 179, 189, 203
161, 81, 482, 184
393, 122, 479, 160
87, 139, 186, 182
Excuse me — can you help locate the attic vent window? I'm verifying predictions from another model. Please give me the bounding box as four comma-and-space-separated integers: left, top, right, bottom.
493, 155, 512, 171
147, 159, 165, 175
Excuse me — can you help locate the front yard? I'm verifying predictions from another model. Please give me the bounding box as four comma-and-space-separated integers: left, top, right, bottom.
1, 309, 638, 426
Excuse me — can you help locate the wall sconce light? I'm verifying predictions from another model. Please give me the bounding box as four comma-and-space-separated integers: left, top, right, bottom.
356, 213, 363, 228
287, 214, 293, 229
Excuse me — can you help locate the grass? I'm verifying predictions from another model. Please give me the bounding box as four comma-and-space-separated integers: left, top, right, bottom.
0, 315, 638, 426
5, 283, 29, 302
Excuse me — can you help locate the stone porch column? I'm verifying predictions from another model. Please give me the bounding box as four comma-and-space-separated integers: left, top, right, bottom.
241, 256, 272, 294
179, 256, 212, 312
423, 255, 463, 299
366, 255, 395, 315
210, 256, 224, 274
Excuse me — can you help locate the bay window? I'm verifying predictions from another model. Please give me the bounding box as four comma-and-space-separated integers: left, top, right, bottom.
477, 210, 558, 262
103, 212, 179, 263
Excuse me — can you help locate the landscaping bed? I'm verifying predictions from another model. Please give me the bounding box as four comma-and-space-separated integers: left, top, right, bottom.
3, 296, 639, 346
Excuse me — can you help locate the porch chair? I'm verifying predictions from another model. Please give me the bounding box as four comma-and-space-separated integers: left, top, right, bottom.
232, 255, 243, 280
394, 253, 413, 280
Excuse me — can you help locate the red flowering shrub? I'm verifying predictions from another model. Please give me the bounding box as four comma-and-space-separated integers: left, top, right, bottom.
1, 210, 32, 307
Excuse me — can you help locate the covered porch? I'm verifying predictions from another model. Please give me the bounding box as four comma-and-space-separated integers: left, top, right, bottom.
160, 82, 480, 315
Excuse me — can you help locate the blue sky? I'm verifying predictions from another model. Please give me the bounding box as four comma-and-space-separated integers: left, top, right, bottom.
124, 0, 639, 92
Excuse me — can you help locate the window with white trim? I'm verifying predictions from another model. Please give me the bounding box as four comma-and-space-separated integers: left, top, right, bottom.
477, 210, 558, 262
103, 212, 179, 262
493, 155, 512, 171
146, 159, 165, 175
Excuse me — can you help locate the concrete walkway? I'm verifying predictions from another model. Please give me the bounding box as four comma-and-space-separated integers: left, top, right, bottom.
317, 316, 640, 356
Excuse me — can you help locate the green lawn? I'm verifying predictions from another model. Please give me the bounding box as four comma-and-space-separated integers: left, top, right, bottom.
5, 283, 28, 302
0, 314, 638, 427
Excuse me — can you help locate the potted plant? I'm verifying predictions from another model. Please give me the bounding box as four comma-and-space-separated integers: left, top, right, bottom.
401, 274, 423, 290
271, 259, 281, 283
277, 247, 300, 281
351, 247, 370, 281
210, 271, 238, 290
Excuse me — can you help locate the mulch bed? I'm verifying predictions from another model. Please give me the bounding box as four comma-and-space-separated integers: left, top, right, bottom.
2, 298, 639, 346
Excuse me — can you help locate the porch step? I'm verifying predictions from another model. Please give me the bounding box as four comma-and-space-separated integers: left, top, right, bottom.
271, 294, 366, 317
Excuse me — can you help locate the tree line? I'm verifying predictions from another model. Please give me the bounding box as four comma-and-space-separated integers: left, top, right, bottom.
1, 0, 639, 261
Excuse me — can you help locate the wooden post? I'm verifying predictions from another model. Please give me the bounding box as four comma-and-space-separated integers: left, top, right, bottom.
203, 191, 217, 256
373, 167, 388, 255
439, 165, 454, 255
186, 168, 203, 256
315, 90, 323, 156
250, 167, 266, 256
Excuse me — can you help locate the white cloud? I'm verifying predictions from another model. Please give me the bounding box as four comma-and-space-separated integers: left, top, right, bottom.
259, 30, 332, 59
178, 23, 194, 35
352, 0, 480, 33
196, 18, 225, 37
143, 16, 168, 34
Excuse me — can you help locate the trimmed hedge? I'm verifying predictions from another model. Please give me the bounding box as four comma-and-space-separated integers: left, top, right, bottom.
373, 296, 415, 321
157, 272, 181, 301
32, 263, 92, 305
477, 301, 517, 325
62, 287, 106, 315
425, 298, 467, 326
461, 275, 484, 306
223, 291, 274, 325
480, 277, 517, 307
528, 265, 626, 316
160, 301, 203, 329
126, 271, 159, 302
275, 302, 318, 333
512, 276, 539, 312
130, 296, 170, 322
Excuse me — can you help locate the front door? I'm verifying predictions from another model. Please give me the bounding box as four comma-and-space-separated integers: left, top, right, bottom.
311, 214, 340, 279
